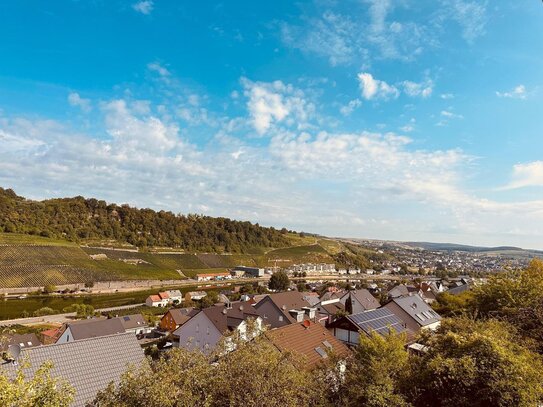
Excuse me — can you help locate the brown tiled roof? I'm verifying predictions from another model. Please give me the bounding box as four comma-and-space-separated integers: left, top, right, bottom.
168, 307, 199, 325
266, 321, 350, 368
202, 302, 261, 333
257, 292, 312, 323
320, 302, 345, 315
41, 328, 60, 338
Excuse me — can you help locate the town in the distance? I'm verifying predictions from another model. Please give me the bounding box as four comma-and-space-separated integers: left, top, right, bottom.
1, 188, 543, 406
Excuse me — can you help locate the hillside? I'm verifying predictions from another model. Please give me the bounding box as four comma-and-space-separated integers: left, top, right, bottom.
0, 187, 291, 252
0, 233, 351, 288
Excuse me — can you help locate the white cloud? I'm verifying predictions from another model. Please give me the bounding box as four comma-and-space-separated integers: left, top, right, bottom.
402, 80, 433, 98
340, 99, 362, 116
241, 78, 314, 134
440, 93, 454, 99
147, 62, 170, 77
503, 161, 543, 189
358, 73, 399, 100
496, 85, 527, 99
132, 1, 154, 15
67, 92, 91, 112
440, 110, 463, 119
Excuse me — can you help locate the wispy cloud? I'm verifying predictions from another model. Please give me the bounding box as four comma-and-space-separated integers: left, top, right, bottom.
132, 1, 154, 15
147, 61, 170, 77
340, 99, 361, 116
441, 0, 487, 42
496, 85, 527, 99
402, 79, 433, 98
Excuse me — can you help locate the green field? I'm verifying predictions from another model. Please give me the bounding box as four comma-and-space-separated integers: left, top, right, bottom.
0, 284, 231, 320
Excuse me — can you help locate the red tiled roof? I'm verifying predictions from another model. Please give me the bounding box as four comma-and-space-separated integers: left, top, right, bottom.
158, 292, 170, 299
149, 295, 162, 302
266, 321, 351, 368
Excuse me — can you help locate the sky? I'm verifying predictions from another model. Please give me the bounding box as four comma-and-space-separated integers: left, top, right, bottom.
0, 1, 542, 249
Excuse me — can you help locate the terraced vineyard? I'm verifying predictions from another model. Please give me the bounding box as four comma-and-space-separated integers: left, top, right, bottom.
0, 233, 349, 288
0, 244, 181, 288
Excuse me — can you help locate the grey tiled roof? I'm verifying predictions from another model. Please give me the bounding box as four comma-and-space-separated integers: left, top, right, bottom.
392, 294, 442, 327
68, 317, 125, 340
0, 332, 145, 407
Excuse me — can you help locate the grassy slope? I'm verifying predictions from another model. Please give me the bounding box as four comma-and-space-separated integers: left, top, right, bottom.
0, 233, 349, 288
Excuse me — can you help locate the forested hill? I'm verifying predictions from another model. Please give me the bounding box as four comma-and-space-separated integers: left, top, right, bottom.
0, 188, 292, 252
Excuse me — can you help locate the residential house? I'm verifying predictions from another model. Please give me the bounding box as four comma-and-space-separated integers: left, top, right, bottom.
0, 333, 41, 351
416, 283, 437, 304
56, 318, 126, 344
265, 320, 350, 369
118, 314, 150, 335
387, 284, 418, 299
1, 332, 144, 407
39, 327, 61, 345
384, 294, 442, 332
339, 289, 380, 314
174, 302, 263, 353
447, 282, 470, 295
165, 290, 183, 304
145, 294, 168, 307
316, 298, 345, 325
254, 292, 314, 329
185, 291, 207, 302
160, 307, 199, 332
328, 308, 412, 347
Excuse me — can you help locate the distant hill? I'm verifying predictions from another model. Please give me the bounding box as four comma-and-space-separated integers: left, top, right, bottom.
0, 187, 292, 253
405, 241, 543, 255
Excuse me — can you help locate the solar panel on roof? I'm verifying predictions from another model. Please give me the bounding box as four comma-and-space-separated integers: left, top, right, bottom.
123, 316, 130, 321
349, 308, 407, 336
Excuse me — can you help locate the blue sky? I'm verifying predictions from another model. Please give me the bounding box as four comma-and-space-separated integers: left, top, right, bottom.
1, 1, 542, 248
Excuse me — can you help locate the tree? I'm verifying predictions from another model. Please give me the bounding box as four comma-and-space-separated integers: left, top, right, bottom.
406, 318, 543, 407
470, 258, 543, 315
268, 271, 290, 291
43, 285, 57, 295
90, 332, 327, 407
0, 361, 75, 407
337, 331, 410, 407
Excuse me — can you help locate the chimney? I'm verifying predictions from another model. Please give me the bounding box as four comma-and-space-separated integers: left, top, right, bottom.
301, 306, 317, 320
289, 309, 304, 323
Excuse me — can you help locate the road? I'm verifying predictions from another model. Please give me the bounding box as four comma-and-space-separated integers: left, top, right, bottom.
0, 303, 145, 327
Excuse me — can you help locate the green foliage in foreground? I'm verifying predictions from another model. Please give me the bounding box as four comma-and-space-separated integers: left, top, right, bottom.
86, 314, 543, 407
0, 361, 75, 407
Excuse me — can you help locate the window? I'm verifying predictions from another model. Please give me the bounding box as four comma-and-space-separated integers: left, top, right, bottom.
322, 340, 333, 350
278, 316, 283, 322
207, 327, 210, 335
196, 324, 199, 333
315, 347, 328, 359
